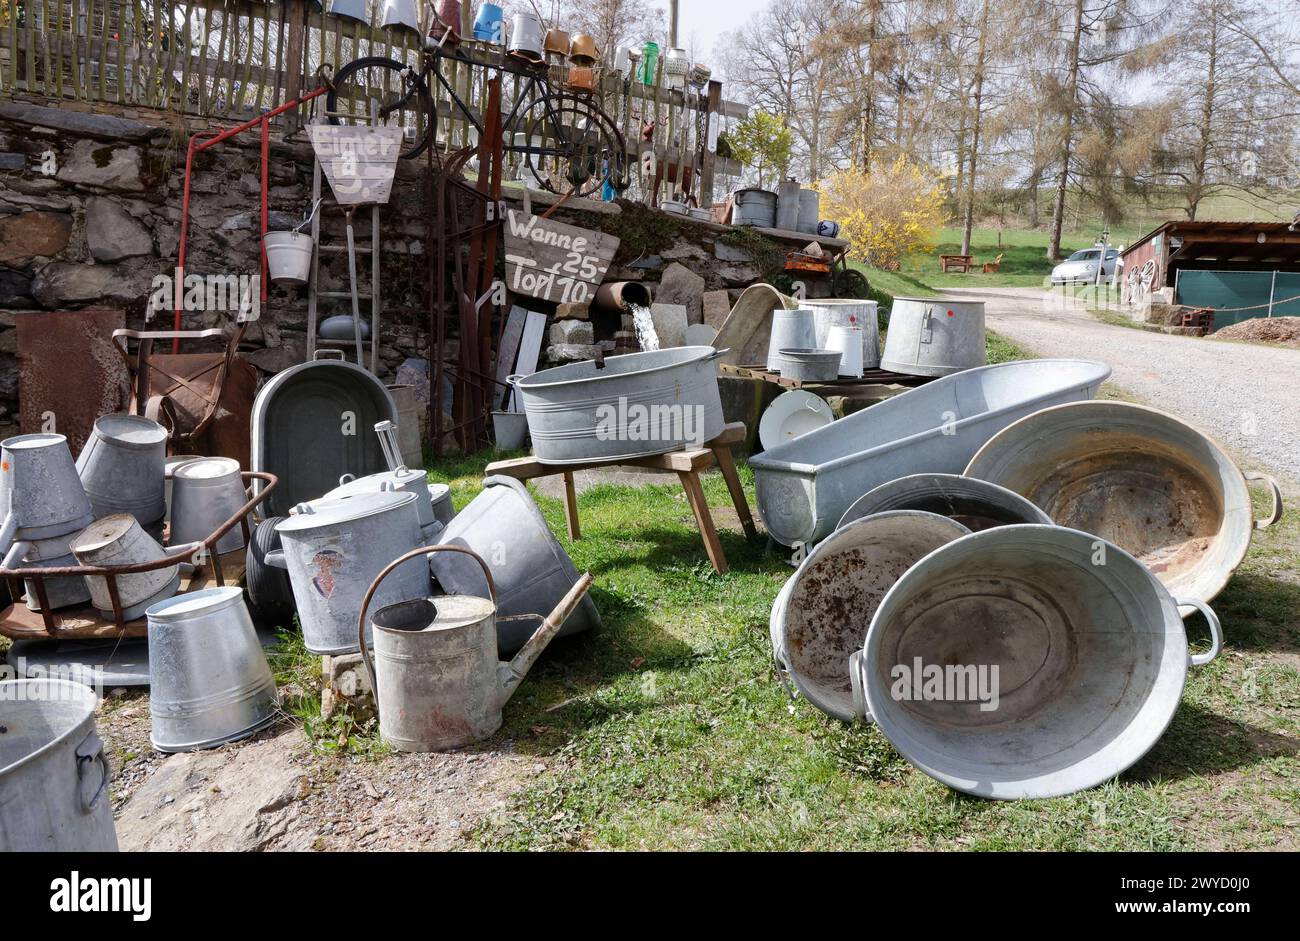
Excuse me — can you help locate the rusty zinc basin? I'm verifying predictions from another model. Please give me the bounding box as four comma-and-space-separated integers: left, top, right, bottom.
770, 510, 971, 721
964, 400, 1283, 611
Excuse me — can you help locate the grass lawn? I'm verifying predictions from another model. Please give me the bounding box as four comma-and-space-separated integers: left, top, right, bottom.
397, 334, 1297, 851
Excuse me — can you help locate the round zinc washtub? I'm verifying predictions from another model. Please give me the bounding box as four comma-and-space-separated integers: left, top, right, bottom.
964, 400, 1283, 611
880, 296, 986, 377
514, 346, 726, 464
0, 678, 118, 851
772, 348, 841, 381
854, 525, 1224, 799
837, 473, 1053, 534
771, 510, 971, 721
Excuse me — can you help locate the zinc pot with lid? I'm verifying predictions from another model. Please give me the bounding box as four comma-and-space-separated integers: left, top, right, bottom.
269, 490, 428, 655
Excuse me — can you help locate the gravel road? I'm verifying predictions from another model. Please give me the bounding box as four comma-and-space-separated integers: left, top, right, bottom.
949, 286, 1300, 486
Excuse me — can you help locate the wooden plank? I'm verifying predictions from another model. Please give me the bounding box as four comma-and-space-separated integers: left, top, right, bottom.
699, 79, 722, 206
502, 209, 619, 305
491, 304, 527, 410
509, 309, 547, 412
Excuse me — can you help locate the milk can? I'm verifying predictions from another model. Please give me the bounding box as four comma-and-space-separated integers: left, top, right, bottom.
269, 490, 428, 654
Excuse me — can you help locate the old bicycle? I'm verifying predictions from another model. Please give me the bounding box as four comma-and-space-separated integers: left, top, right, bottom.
326, 43, 629, 199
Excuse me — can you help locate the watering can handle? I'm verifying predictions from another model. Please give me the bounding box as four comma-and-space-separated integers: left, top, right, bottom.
1243, 472, 1283, 529
1177, 597, 1223, 667
356, 545, 501, 712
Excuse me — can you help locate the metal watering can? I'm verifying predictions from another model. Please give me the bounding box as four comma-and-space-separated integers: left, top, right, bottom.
358, 546, 594, 752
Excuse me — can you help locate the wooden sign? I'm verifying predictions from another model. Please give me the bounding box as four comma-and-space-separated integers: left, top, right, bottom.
503, 209, 619, 305
307, 125, 403, 206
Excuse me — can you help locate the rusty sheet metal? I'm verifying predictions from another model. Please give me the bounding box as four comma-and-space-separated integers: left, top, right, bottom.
17, 308, 129, 454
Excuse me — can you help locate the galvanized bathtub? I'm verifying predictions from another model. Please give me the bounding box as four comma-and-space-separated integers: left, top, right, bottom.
749, 359, 1111, 546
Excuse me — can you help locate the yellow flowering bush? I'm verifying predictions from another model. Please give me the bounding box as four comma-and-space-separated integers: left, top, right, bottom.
818, 158, 944, 270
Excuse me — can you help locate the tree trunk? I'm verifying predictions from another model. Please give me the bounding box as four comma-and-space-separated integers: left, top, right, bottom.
1186, 5, 1217, 222
961, 0, 992, 257
1048, 0, 1086, 262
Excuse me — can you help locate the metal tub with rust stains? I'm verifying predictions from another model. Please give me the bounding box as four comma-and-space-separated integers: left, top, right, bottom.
749, 359, 1111, 547
770, 510, 971, 721
964, 400, 1283, 611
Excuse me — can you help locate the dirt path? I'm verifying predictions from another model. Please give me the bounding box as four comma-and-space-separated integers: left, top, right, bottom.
952, 286, 1300, 485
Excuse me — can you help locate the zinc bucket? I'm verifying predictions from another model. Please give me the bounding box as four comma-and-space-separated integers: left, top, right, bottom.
69, 514, 181, 621
76, 414, 167, 528
263, 230, 314, 285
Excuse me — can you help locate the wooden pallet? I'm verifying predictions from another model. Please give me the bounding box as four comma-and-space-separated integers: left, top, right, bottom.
720, 363, 937, 390
0, 551, 248, 643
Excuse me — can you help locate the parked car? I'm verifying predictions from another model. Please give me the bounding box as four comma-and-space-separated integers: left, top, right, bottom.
1051, 247, 1119, 285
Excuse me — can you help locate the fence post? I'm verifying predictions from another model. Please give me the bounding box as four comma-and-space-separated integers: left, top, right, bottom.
698, 79, 722, 207
283, 0, 307, 131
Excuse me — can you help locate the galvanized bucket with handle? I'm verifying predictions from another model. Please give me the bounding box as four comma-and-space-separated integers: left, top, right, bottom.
852, 524, 1223, 799
359, 545, 594, 752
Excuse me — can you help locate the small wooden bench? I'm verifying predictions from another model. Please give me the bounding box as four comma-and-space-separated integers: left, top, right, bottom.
484, 422, 756, 574
940, 254, 973, 273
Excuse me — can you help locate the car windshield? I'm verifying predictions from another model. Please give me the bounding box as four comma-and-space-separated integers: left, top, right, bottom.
1067, 250, 1101, 262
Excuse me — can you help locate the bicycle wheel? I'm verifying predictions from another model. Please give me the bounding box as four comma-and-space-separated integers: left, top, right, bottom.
509, 91, 629, 199
327, 56, 434, 160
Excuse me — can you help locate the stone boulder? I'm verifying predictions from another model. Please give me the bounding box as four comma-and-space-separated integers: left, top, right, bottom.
0, 210, 71, 266
85, 197, 154, 262
57, 140, 145, 192
31, 261, 136, 307
655, 262, 706, 325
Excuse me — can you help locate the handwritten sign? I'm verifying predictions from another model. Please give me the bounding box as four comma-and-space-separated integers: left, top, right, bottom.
503, 209, 619, 305
307, 125, 403, 206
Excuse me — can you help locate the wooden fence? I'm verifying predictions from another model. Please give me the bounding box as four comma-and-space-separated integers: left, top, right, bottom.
0, 0, 747, 202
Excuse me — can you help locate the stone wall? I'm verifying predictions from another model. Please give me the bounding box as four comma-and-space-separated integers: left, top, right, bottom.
0, 101, 811, 442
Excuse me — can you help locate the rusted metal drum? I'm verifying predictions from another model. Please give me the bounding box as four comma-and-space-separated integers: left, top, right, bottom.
854, 525, 1223, 799
965, 401, 1283, 611
0, 678, 118, 851
770, 510, 971, 721
837, 473, 1052, 533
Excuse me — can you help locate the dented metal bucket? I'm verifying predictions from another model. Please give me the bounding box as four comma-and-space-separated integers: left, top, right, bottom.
68, 514, 182, 621
837, 473, 1052, 533
853, 525, 1223, 799
430, 476, 600, 652
75, 414, 168, 529
965, 401, 1283, 611
771, 510, 971, 721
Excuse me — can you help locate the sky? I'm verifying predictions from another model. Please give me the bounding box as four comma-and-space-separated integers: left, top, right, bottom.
676, 0, 767, 70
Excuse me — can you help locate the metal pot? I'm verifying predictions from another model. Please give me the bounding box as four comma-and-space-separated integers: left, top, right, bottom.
880, 296, 986, 377
379, 0, 419, 32
569, 32, 600, 65
853, 525, 1224, 799
771, 511, 971, 721
270, 491, 428, 655
766, 308, 817, 371
359, 545, 593, 751
318, 467, 442, 540
838, 473, 1053, 533
733, 188, 777, 227
170, 457, 249, 554
965, 400, 1284, 611
772, 348, 841, 381
0, 678, 118, 851
515, 346, 725, 463
164, 454, 204, 521
797, 189, 820, 234
76, 414, 167, 528
0, 433, 94, 551
749, 359, 1111, 546
69, 514, 183, 621
803, 298, 881, 369
544, 27, 571, 57
430, 476, 601, 652
146, 586, 279, 753
506, 11, 543, 62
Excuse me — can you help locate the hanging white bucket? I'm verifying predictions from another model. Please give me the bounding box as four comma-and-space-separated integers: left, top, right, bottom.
264, 231, 314, 285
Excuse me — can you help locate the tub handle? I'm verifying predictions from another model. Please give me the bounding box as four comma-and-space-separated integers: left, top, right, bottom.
1243, 472, 1283, 529
76, 730, 111, 813
848, 650, 872, 722
1178, 597, 1223, 667
771, 635, 796, 700
264, 549, 287, 570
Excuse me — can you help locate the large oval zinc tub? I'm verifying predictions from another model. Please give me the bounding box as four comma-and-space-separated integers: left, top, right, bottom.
515, 346, 726, 464
749, 359, 1111, 546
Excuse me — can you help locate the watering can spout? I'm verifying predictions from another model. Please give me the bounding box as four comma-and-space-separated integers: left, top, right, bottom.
495, 572, 594, 709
